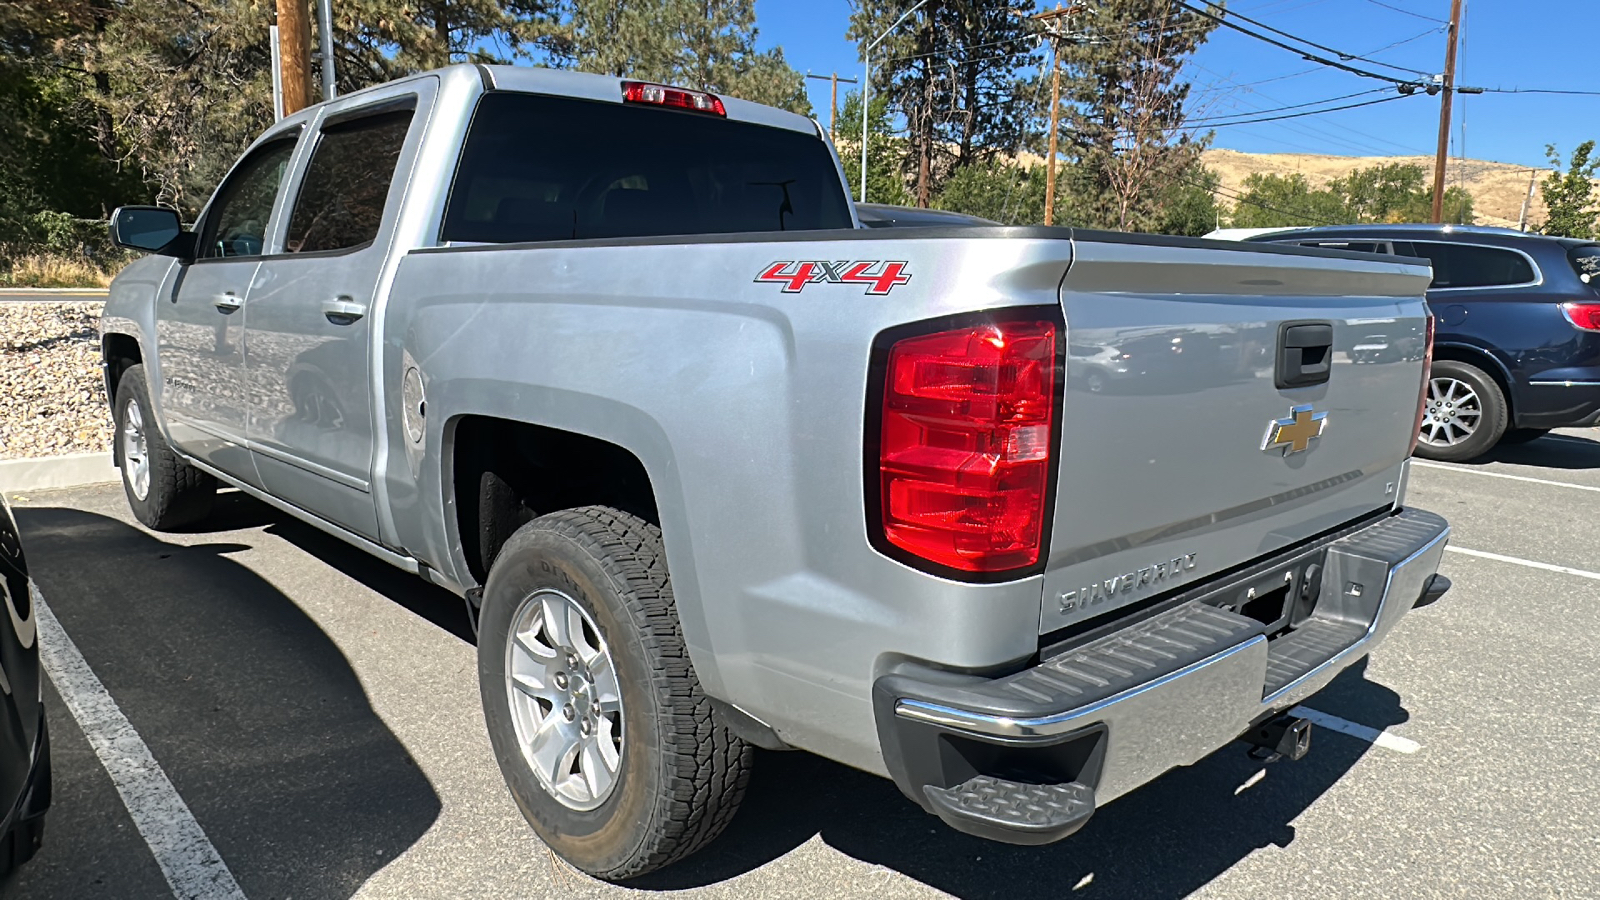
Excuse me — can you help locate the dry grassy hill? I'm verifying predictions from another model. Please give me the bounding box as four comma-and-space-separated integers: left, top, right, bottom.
1203, 148, 1550, 229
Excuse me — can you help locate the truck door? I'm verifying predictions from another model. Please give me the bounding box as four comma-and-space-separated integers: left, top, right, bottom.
243, 88, 423, 540
156, 134, 299, 481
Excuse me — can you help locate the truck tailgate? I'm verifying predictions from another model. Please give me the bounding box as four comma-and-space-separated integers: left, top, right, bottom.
1040, 236, 1432, 635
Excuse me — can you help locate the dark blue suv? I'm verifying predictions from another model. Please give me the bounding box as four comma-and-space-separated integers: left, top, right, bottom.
1248, 224, 1600, 461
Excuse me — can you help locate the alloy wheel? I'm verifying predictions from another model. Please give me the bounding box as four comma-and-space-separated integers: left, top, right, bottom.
1419, 376, 1483, 448
121, 398, 151, 500
504, 588, 625, 811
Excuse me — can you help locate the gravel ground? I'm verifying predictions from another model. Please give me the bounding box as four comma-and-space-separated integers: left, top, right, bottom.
0, 302, 111, 459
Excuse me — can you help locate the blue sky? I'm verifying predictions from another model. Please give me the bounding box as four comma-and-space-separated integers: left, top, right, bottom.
753, 0, 1593, 170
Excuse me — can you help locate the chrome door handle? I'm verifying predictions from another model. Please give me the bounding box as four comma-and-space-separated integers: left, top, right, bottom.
322, 297, 367, 325
214, 292, 243, 313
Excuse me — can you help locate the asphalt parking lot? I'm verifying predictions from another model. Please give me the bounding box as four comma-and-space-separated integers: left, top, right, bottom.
5, 433, 1599, 900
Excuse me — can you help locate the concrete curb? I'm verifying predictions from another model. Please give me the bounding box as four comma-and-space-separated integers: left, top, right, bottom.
0, 288, 109, 296
0, 453, 118, 493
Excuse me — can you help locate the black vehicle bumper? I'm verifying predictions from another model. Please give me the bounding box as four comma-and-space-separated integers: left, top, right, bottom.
872, 508, 1450, 846
1515, 381, 1600, 429
0, 714, 50, 873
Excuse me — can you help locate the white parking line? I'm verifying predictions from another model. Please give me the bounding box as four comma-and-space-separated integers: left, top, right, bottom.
1444, 545, 1600, 582
1290, 705, 1421, 754
36, 592, 248, 900
1411, 460, 1600, 494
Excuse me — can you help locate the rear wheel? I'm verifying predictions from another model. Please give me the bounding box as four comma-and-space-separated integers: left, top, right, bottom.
113, 364, 215, 529
1498, 428, 1549, 446
1413, 360, 1507, 462
477, 506, 751, 880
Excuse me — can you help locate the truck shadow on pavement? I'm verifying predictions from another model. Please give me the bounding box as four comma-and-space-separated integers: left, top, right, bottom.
642, 659, 1407, 899
1466, 433, 1600, 470
192, 492, 1411, 899
10, 505, 442, 900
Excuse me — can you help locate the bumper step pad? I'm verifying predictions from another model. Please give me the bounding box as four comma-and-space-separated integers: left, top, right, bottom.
923, 775, 1096, 845
1263, 618, 1367, 696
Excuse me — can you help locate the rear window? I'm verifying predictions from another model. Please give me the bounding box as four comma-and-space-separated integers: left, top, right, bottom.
1299, 240, 1387, 254
1570, 245, 1600, 286
440, 92, 853, 244
1402, 241, 1535, 289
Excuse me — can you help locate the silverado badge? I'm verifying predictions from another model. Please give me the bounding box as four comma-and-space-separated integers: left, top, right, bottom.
1262, 404, 1328, 456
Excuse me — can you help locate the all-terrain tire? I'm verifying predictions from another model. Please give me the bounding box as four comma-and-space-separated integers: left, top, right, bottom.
476, 506, 752, 881
1414, 359, 1507, 463
113, 364, 215, 529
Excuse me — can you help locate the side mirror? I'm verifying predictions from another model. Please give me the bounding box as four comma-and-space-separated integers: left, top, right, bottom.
110, 206, 190, 257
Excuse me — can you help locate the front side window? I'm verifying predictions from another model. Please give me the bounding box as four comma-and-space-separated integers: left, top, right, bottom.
1406, 242, 1535, 289
285, 108, 414, 254
441, 92, 854, 244
199, 137, 298, 260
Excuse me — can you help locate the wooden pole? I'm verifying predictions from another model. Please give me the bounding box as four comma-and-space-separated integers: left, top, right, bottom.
831, 73, 838, 142
1045, 39, 1062, 225
1033, 4, 1079, 226
276, 0, 314, 116
1430, 0, 1465, 223
806, 72, 858, 146
1518, 169, 1537, 232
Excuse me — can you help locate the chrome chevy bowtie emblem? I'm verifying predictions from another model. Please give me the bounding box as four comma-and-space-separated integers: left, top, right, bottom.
1262, 404, 1328, 455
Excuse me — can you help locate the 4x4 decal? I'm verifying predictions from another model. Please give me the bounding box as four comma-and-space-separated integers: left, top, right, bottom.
756, 260, 912, 295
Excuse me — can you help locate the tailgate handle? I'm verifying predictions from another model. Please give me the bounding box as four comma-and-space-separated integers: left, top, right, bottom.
1277, 322, 1333, 388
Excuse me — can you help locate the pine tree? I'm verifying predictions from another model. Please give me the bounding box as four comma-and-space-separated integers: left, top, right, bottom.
838, 90, 909, 205
545, 0, 809, 113
849, 0, 1041, 207
1055, 0, 1215, 231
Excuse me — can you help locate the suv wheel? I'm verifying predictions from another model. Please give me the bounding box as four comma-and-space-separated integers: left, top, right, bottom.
1414, 359, 1507, 462
476, 506, 751, 880
113, 364, 216, 529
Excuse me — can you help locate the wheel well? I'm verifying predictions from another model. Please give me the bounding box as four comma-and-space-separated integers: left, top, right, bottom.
450, 416, 660, 584
102, 333, 141, 402
1433, 345, 1515, 421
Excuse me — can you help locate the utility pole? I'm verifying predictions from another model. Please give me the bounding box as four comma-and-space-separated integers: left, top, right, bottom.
317, 0, 336, 102
1430, 0, 1465, 223
1032, 4, 1082, 226
859, 0, 930, 204
276, 0, 314, 116
806, 72, 858, 144
1518, 168, 1538, 232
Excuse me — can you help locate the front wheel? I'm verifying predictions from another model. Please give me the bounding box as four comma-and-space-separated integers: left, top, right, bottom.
1413, 359, 1507, 462
476, 507, 751, 880
113, 364, 215, 529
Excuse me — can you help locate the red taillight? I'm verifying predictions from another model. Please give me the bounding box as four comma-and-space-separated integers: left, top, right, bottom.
877, 319, 1059, 573
1410, 314, 1436, 457
621, 81, 727, 116
1561, 302, 1600, 331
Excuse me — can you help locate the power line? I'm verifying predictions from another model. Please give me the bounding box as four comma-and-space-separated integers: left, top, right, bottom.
1359, 0, 1449, 24
1480, 87, 1600, 97
1189, 63, 1430, 154
1178, 170, 1335, 226
1192, 93, 1419, 128
1188, 88, 1389, 123
1185, 0, 1435, 77
1176, 1, 1424, 87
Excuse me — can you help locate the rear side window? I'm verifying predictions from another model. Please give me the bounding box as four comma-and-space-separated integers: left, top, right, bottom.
285, 109, 414, 254
441, 93, 853, 244
1405, 242, 1535, 289
1569, 245, 1600, 286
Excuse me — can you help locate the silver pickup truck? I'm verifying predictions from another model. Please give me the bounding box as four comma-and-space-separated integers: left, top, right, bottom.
100, 65, 1451, 879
